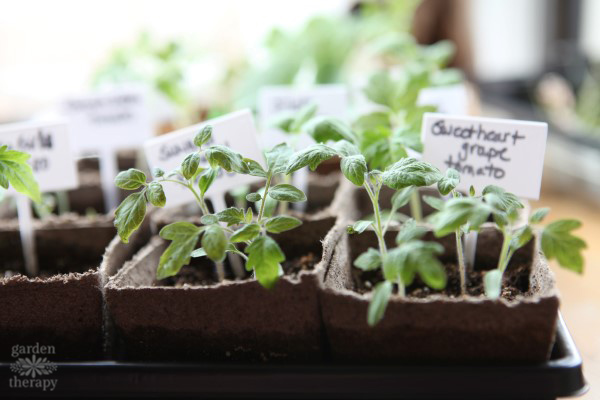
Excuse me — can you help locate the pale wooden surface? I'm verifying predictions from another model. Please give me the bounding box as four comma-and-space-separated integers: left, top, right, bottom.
532, 190, 600, 399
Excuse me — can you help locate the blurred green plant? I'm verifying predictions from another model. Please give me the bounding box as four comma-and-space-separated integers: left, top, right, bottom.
92, 31, 194, 107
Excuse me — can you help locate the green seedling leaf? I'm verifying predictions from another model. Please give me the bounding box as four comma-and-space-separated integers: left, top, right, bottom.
268, 184, 307, 202
230, 223, 261, 242
216, 207, 245, 226
431, 197, 492, 237
286, 144, 337, 174
190, 247, 207, 258
530, 207, 550, 224
437, 168, 460, 196
246, 192, 262, 202
396, 218, 426, 244
244, 207, 253, 223
484, 269, 503, 299
0, 148, 41, 202
347, 220, 373, 234
354, 248, 382, 271
198, 167, 218, 196
422, 195, 444, 211
541, 219, 586, 273
392, 187, 414, 209
114, 191, 147, 243
382, 158, 442, 190
482, 185, 523, 213
353, 112, 391, 133
333, 140, 360, 157
289, 103, 318, 133
306, 116, 356, 143
243, 158, 268, 178
341, 154, 367, 186
264, 143, 294, 174
368, 281, 393, 327
181, 152, 201, 180
202, 224, 228, 262
115, 168, 147, 190
510, 225, 533, 253
205, 145, 247, 173
200, 214, 219, 225
194, 125, 212, 147
153, 167, 165, 178
469, 185, 476, 197
146, 182, 166, 207
364, 72, 400, 111
157, 222, 202, 279
245, 236, 285, 289
264, 216, 302, 233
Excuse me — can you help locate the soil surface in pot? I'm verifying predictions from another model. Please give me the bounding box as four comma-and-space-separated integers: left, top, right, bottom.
156, 251, 320, 288
353, 262, 530, 300
155, 217, 335, 288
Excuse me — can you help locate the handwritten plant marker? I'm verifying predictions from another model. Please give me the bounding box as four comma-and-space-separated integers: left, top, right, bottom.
143, 109, 264, 209
0, 121, 78, 276
422, 113, 547, 200
258, 85, 349, 210
61, 87, 153, 210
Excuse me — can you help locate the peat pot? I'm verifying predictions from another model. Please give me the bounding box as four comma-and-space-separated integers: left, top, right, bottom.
320, 226, 559, 363
0, 215, 117, 360
103, 214, 344, 362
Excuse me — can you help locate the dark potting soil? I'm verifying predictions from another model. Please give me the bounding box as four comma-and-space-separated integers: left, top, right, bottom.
352, 262, 530, 301
156, 252, 320, 288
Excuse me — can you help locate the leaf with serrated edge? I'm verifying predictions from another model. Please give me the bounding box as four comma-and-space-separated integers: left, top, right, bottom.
437, 168, 460, 195
114, 192, 147, 243
382, 158, 442, 190
245, 236, 284, 289
157, 222, 202, 279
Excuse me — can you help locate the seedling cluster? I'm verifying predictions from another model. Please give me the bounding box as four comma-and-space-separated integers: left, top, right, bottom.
114, 126, 308, 288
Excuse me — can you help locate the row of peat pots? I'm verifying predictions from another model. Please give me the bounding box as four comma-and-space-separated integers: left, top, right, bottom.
1, 165, 562, 365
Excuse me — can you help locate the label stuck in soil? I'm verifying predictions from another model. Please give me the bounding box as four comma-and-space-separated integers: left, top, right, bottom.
143, 109, 264, 208
0, 121, 78, 192
258, 85, 349, 149
421, 113, 547, 199
60, 87, 152, 153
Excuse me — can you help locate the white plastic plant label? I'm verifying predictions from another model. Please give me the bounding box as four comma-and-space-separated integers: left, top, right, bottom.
0, 121, 78, 193
144, 109, 264, 208
418, 83, 469, 115
258, 84, 349, 149
61, 87, 153, 153
421, 113, 547, 199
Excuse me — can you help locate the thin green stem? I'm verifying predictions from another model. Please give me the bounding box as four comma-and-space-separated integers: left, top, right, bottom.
497, 229, 513, 273
258, 173, 273, 223
455, 229, 467, 295
162, 178, 210, 215
410, 190, 423, 222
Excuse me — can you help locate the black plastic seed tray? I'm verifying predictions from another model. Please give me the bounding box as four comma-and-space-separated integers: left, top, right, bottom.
0, 314, 586, 399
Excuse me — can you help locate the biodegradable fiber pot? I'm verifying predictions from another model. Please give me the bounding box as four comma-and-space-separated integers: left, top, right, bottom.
104, 214, 344, 362
321, 227, 560, 363
0, 215, 117, 360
